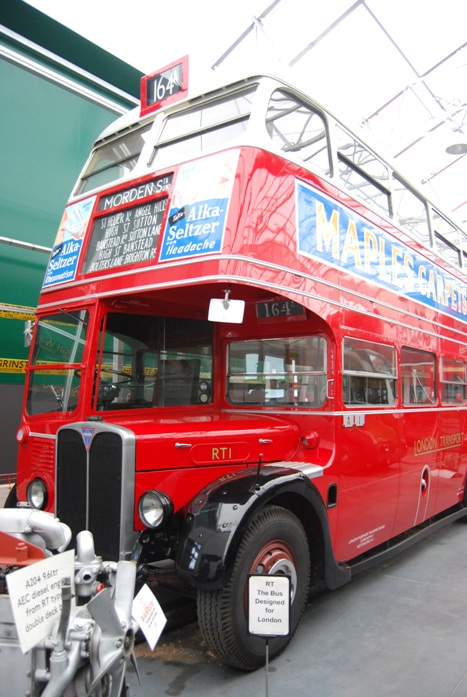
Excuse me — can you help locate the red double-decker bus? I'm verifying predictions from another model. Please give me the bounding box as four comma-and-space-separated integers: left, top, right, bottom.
9, 57, 467, 669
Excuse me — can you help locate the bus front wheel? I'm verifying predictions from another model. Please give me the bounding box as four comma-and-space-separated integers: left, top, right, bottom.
197, 505, 310, 671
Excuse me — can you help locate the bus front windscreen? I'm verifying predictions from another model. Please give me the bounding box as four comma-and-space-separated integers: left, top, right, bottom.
93, 313, 213, 410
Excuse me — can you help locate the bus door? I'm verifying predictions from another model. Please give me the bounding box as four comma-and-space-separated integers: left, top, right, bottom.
398, 352, 467, 521
394, 348, 441, 533
437, 357, 467, 509
333, 339, 401, 561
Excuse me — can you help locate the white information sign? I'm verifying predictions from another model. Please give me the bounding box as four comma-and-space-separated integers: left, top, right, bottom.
132, 583, 167, 650
248, 574, 291, 637
6, 549, 75, 653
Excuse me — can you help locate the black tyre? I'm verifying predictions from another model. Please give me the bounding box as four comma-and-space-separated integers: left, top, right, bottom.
4, 484, 18, 508
197, 505, 310, 670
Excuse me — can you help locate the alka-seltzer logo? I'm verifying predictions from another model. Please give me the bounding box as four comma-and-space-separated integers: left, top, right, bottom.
43, 196, 96, 288
159, 200, 227, 261
81, 427, 95, 452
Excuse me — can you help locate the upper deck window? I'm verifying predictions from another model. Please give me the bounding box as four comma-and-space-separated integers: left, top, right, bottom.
266, 90, 330, 175
432, 209, 462, 266
149, 86, 257, 169
335, 127, 391, 217
75, 123, 152, 195
392, 176, 430, 245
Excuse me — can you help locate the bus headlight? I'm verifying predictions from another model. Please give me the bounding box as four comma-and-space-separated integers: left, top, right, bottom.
16, 424, 30, 444
138, 490, 173, 528
27, 478, 48, 510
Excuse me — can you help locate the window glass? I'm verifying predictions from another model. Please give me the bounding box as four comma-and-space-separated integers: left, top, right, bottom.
342, 338, 396, 406
76, 123, 152, 195
335, 126, 390, 216
95, 313, 213, 410
440, 357, 466, 404
432, 209, 461, 266
153, 121, 248, 167
228, 336, 327, 407
401, 347, 436, 405
266, 90, 330, 174
27, 310, 88, 415
150, 86, 256, 169
392, 176, 430, 245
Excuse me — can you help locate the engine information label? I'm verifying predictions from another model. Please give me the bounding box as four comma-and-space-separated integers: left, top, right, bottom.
132, 583, 167, 650
6, 550, 74, 653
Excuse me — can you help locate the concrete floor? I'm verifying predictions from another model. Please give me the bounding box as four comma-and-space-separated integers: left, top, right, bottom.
126, 521, 467, 697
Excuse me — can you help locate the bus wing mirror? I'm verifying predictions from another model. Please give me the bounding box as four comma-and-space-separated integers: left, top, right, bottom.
208, 298, 245, 324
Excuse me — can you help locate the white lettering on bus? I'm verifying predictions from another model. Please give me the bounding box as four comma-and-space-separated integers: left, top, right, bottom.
100, 180, 170, 210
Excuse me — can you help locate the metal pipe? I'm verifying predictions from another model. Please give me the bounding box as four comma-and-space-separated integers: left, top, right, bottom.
0, 235, 51, 254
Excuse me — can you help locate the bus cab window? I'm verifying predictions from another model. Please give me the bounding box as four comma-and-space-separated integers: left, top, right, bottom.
401, 347, 436, 405
228, 336, 327, 407
94, 313, 213, 410
342, 338, 396, 406
26, 310, 89, 415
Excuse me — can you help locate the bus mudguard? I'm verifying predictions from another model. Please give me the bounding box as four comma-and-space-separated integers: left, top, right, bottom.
175, 464, 350, 591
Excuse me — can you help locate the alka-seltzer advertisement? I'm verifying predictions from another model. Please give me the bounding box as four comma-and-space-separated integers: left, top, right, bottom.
158, 150, 240, 262
42, 197, 96, 288
296, 180, 467, 324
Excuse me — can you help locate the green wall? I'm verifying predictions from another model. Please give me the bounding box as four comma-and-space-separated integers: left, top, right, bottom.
0, 59, 120, 384
0, 0, 143, 471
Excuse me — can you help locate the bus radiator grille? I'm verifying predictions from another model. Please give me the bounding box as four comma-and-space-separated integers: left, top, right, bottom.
56, 429, 122, 560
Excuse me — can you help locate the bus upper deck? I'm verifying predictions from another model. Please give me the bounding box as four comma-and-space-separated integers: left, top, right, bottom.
39, 59, 467, 345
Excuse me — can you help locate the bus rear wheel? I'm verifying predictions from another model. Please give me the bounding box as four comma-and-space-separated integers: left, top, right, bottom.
197, 505, 310, 671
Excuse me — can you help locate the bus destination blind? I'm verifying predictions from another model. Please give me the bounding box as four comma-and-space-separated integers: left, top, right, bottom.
82, 198, 168, 273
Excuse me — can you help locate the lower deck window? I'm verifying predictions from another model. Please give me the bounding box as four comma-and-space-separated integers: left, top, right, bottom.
343, 338, 397, 406
401, 347, 436, 405
440, 357, 466, 404
228, 336, 327, 407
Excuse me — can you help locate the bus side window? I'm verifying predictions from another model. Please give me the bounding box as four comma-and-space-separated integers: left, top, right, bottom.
266, 90, 331, 176
440, 357, 466, 404
335, 126, 391, 218
228, 335, 327, 407
342, 338, 397, 407
401, 347, 436, 405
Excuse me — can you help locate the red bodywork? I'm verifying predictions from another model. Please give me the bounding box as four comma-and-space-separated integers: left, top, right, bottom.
14, 143, 467, 568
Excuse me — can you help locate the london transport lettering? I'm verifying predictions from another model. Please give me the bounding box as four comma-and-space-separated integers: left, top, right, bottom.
296, 181, 467, 322
414, 432, 464, 456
